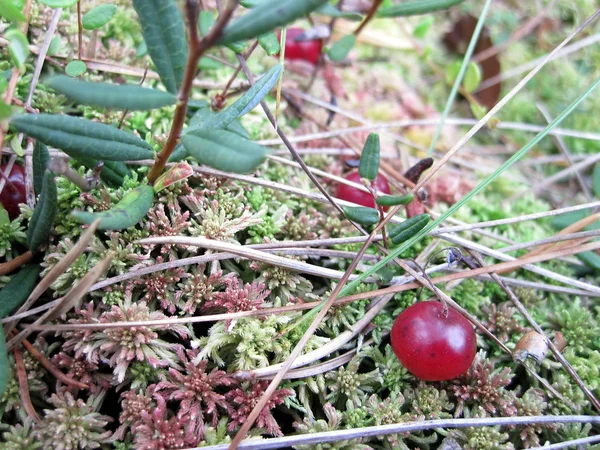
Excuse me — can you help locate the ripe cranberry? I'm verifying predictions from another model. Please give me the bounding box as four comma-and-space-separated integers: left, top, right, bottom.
280, 27, 322, 65
336, 170, 390, 209
390, 301, 477, 381
0, 163, 26, 220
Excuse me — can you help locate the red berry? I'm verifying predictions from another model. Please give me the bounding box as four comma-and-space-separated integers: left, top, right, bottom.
336, 170, 390, 209
280, 28, 322, 65
0, 163, 26, 221
390, 301, 477, 381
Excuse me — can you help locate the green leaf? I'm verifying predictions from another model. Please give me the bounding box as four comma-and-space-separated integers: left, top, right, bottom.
388, 214, 430, 245
0, 264, 41, 318
33, 141, 50, 195
168, 143, 188, 162
65, 60, 87, 77
39, 0, 77, 7
48, 36, 61, 56
0, 100, 12, 120
133, 0, 188, 94
551, 209, 589, 230
10, 113, 154, 161
82, 4, 117, 30
198, 10, 215, 36
188, 107, 250, 138
377, 0, 466, 17
27, 170, 58, 251
0, 76, 7, 95
0, 0, 25, 22
76, 158, 129, 186
258, 32, 280, 56
6, 28, 29, 72
198, 64, 283, 131
376, 194, 414, 207
413, 16, 434, 38
46, 76, 177, 110
577, 251, 600, 272
219, 0, 329, 46
198, 57, 223, 71
358, 133, 380, 181
327, 34, 356, 62
182, 129, 268, 173
446, 61, 481, 93
593, 163, 600, 198
72, 184, 154, 230
342, 206, 380, 226
153, 162, 194, 193
0, 328, 9, 398
317, 4, 362, 20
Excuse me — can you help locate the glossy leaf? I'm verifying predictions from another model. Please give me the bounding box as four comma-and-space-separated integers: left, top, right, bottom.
46, 76, 176, 110
6, 29, 29, 72
168, 143, 188, 162
133, 0, 188, 94
182, 129, 268, 173
82, 4, 117, 30
0, 328, 8, 398
258, 32, 280, 56
359, 133, 380, 181
200, 64, 283, 130
154, 162, 194, 193
72, 184, 154, 230
389, 214, 430, 245
39, 0, 77, 6
376, 194, 414, 207
343, 206, 380, 226
593, 163, 600, 198
377, 0, 465, 17
327, 34, 356, 62
27, 170, 58, 251
219, 0, 329, 46
10, 114, 154, 161
33, 141, 50, 195
0, 0, 25, 22
188, 107, 250, 138
65, 60, 87, 77
0, 264, 41, 318
317, 4, 362, 20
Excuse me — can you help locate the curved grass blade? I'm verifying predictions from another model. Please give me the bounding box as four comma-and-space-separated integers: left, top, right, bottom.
10, 114, 154, 161
377, 0, 466, 17
182, 129, 268, 174
359, 133, 380, 181
376, 194, 414, 207
133, 0, 188, 94
343, 206, 380, 226
0, 264, 42, 319
46, 76, 176, 110
32, 141, 50, 195
388, 213, 430, 245
72, 184, 154, 230
219, 0, 329, 46
27, 170, 57, 251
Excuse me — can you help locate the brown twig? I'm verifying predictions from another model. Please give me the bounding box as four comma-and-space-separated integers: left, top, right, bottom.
13, 347, 41, 422
353, 0, 383, 36
0, 251, 34, 276
77, 0, 83, 59
146, 0, 240, 184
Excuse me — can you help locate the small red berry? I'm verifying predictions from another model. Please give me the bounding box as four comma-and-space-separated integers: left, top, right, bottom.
280, 27, 323, 65
336, 170, 390, 209
0, 163, 26, 220
390, 301, 477, 381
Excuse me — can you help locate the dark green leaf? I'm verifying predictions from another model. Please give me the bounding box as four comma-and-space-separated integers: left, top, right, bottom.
377, 0, 466, 17
168, 143, 188, 162
258, 32, 280, 56
188, 107, 250, 138
317, 4, 362, 20
389, 214, 430, 245
199, 65, 282, 130
240, 0, 267, 6
27, 170, 58, 251
358, 133, 380, 181
46, 76, 176, 110
6, 29, 29, 72
65, 60, 87, 77
343, 206, 380, 226
376, 194, 414, 207
76, 158, 129, 186
72, 184, 154, 230
327, 34, 356, 62
133, 0, 188, 94
0, 328, 9, 398
48, 36, 61, 56
219, 0, 329, 46
33, 141, 50, 195
39, 0, 77, 6
0, 264, 41, 318
577, 251, 600, 272
82, 4, 117, 30
10, 114, 154, 161
551, 209, 589, 230
0, 0, 25, 22
182, 129, 268, 173
593, 163, 600, 198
